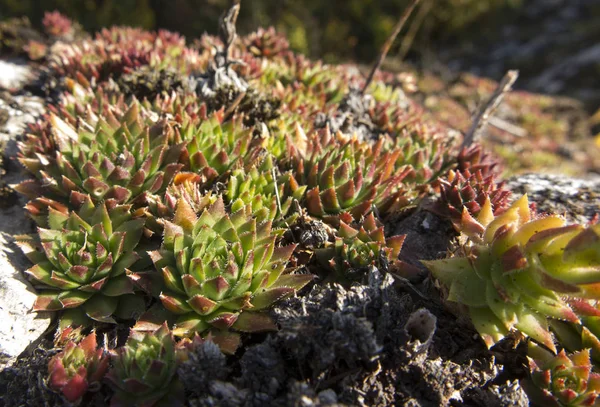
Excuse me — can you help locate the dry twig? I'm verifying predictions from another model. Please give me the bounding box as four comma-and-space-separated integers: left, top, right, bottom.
397, 0, 433, 62
462, 70, 519, 148
361, 0, 421, 94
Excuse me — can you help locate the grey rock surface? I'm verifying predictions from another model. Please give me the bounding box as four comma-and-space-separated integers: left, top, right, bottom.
0, 61, 49, 369
0, 60, 34, 91
506, 172, 600, 224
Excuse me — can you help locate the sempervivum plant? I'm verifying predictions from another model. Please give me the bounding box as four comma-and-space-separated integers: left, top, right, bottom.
176, 112, 255, 184
291, 128, 409, 223
47, 332, 109, 403
147, 197, 312, 349
523, 342, 600, 407
16, 103, 183, 216
106, 323, 184, 407
17, 195, 145, 324
316, 212, 414, 280
424, 195, 600, 352
225, 154, 307, 226
434, 168, 512, 227
244, 27, 290, 59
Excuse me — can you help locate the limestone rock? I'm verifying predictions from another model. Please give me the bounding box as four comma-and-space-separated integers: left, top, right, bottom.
506, 173, 600, 224
0, 233, 52, 369
0, 61, 49, 369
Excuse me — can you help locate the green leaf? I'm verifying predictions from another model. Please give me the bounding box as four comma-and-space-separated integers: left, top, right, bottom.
117, 219, 145, 252
231, 312, 276, 332
84, 294, 118, 323
102, 274, 135, 296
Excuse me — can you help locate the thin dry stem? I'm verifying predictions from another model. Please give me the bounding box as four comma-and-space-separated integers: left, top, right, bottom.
462, 70, 519, 148
221, 0, 241, 62
362, 0, 421, 94
397, 0, 432, 62
223, 91, 246, 120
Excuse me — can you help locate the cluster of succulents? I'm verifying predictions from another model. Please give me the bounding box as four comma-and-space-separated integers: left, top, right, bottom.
0, 11, 85, 61
8, 6, 600, 406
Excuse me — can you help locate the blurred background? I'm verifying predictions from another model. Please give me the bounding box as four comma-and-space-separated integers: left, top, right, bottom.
0, 0, 520, 62
0, 0, 599, 113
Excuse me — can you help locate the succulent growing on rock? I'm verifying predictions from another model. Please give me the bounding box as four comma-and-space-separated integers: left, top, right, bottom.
16, 103, 184, 216
424, 195, 600, 352
106, 323, 184, 407
17, 196, 145, 324
11, 4, 598, 406
147, 197, 312, 348
47, 331, 109, 403
523, 342, 600, 407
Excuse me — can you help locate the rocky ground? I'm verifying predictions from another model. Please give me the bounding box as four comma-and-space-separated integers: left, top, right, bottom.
0, 65, 592, 407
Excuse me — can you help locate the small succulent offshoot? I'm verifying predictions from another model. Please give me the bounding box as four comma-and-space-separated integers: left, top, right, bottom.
47, 332, 109, 403
317, 212, 414, 281
424, 195, 600, 352
147, 197, 312, 351
523, 342, 600, 407
106, 323, 183, 407
18, 195, 145, 324
141, 172, 217, 234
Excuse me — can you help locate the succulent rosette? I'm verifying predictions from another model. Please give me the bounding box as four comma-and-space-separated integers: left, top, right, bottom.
244, 27, 290, 58
424, 195, 600, 352
47, 332, 109, 403
177, 112, 255, 183
16, 103, 184, 217
291, 129, 409, 223
226, 154, 306, 226
435, 168, 512, 226
106, 323, 183, 407
523, 342, 600, 407
147, 197, 312, 347
317, 212, 410, 279
18, 195, 145, 323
